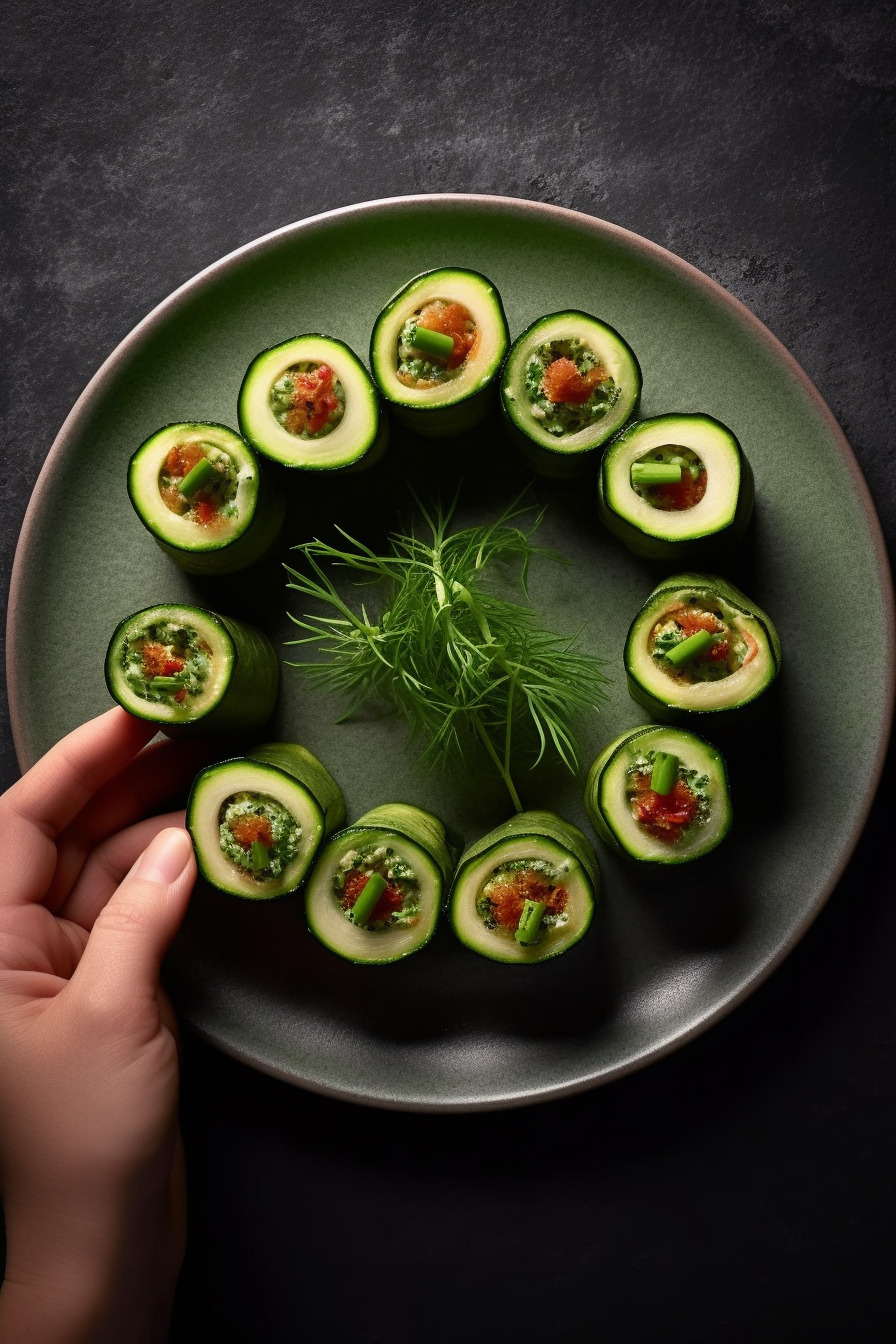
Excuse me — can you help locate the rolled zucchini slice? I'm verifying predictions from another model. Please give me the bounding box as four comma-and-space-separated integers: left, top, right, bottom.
128, 423, 286, 574
104, 603, 279, 735
304, 803, 455, 963
598, 414, 753, 559
238, 335, 387, 470
369, 268, 509, 437
449, 811, 599, 965
500, 311, 641, 477
625, 573, 782, 719
585, 725, 731, 864
186, 743, 345, 899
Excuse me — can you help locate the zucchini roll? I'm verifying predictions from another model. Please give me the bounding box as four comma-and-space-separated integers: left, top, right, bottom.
500, 311, 641, 477
449, 811, 599, 964
585, 725, 731, 864
238, 335, 386, 470
598, 414, 753, 559
369, 268, 509, 437
304, 804, 455, 963
625, 573, 782, 720
128, 423, 286, 574
105, 604, 279, 735
186, 743, 345, 899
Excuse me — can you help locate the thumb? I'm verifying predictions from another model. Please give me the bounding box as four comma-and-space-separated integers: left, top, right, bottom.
71, 827, 195, 1010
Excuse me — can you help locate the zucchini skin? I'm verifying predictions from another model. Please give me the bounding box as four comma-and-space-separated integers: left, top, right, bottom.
304, 803, 455, 964
500, 311, 642, 479
584, 725, 732, 864
369, 268, 510, 439
104, 605, 279, 737
450, 810, 599, 964
624, 573, 782, 722
238, 335, 387, 472
127, 422, 285, 575
597, 415, 754, 560
186, 743, 344, 899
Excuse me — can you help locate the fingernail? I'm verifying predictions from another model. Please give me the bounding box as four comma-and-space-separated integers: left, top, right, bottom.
136, 828, 193, 884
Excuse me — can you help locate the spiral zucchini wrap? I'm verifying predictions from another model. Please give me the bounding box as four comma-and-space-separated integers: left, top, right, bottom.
625, 573, 782, 720
449, 811, 599, 964
104, 603, 279, 736
127, 423, 285, 575
304, 804, 455, 963
370, 268, 509, 437
186, 743, 345, 899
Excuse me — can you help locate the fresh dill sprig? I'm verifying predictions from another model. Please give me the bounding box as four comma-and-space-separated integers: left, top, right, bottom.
283, 499, 608, 812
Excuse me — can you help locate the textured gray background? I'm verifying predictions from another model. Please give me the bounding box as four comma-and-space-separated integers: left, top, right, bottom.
2, 2, 894, 1340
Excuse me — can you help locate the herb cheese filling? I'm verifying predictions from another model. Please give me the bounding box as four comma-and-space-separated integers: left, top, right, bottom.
524, 337, 619, 438
158, 440, 241, 527
396, 299, 479, 389
626, 749, 710, 844
650, 600, 756, 684
269, 362, 346, 439
333, 843, 422, 932
475, 858, 570, 946
121, 620, 212, 708
218, 792, 303, 880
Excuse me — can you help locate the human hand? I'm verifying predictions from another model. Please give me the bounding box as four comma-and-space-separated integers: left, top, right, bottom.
0, 708, 207, 1342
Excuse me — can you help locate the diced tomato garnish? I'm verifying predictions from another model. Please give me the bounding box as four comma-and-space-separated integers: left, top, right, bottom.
484, 869, 568, 930
141, 642, 172, 678
165, 441, 206, 479
706, 640, 729, 662
415, 301, 478, 368
675, 608, 725, 638
341, 868, 405, 923
173, 689, 186, 703
632, 774, 699, 842
193, 495, 219, 527
541, 357, 607, 405
651, 469, 708, 512
229, 815, 274, 851
162, 658, 184, 675
285, 363, 340, 434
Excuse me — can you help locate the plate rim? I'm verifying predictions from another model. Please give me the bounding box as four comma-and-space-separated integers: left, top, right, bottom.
6, 192, 895, 1111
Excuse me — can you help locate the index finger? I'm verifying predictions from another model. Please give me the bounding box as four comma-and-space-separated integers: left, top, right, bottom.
1, 708, 157, 840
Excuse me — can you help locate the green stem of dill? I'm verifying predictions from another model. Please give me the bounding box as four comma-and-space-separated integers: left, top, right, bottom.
471, 710, 523, 813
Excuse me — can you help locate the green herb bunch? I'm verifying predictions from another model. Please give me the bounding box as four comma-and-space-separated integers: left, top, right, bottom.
284, 499, 607, 811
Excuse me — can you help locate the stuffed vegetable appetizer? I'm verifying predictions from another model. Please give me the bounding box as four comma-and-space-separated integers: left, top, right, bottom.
187, 743, 345, 899
625, 573, 782, 719
304, 804, 455, 963
449, 811, 599, 964
500, 311, 641, 477
585, 725, 731, 864
369, 268, 509, 437
128, 422, 285, 574
598, 413, 753, 559
105, 603, 279, 735
238, 335, 386, 470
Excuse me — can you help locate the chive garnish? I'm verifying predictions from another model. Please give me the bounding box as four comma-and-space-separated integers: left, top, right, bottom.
350, 872, 388, 927
515, 898, 546, 946
410, 325, 455, 360
149, 675, 186, 689
631, 462, 682, 487
665, 629, 713, 665
650, 751, 679, 795
250, 840, 269, 873
179, 457, 217, 497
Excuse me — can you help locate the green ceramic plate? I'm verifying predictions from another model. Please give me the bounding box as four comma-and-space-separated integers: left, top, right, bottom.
7, 196, 894, 1111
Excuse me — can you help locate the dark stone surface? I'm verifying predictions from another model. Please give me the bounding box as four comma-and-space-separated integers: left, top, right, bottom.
2, 2, 894, 1339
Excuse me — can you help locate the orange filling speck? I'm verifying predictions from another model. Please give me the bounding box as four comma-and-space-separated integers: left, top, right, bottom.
485, 869, 567, 930
541, 357, 607, 404
341, 868, 405, 923
632, 773, 699, 842
650, 469, 708, 511
165, 441, 205, 478
416, 301, 478, 368
229, 816, 274, 852
285, 364, 340, 435
141, 643, 184, 679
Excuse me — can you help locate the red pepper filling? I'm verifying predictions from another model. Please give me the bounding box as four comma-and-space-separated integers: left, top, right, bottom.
485, 869, 568, 930
416, 301, 479, 369
631, 773, 699, 843
541, 357, 608, 405
285, 364, 340, 435
341, 868, 405, 924
229, 816, 274, 852
140, 643, 187, 702
648, 468, 708, 511
165, 442, 205, 479
162, 442, 224, 527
